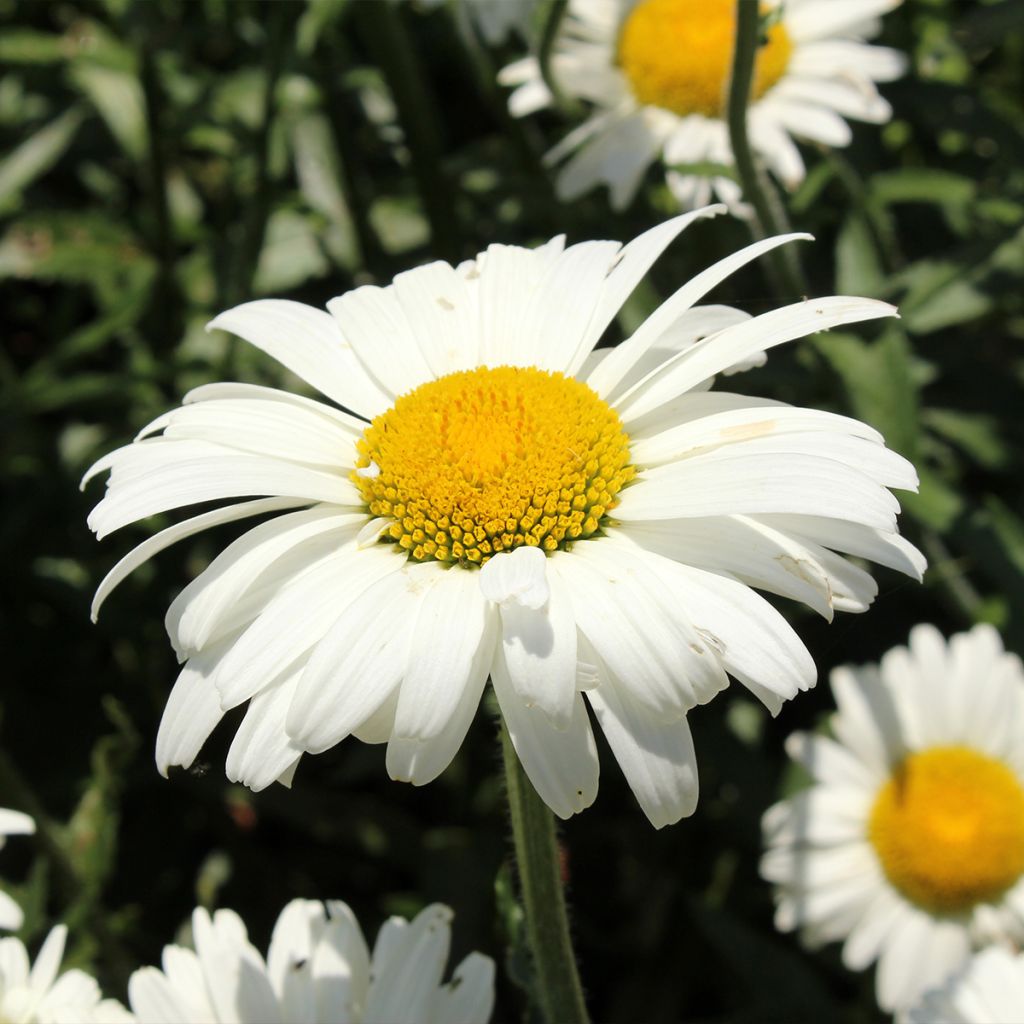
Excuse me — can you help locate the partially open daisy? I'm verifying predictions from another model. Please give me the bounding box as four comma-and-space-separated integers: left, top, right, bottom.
762, 624, 1024, 1011
0, 925, 129, 1023
904, 946, 1024, 1024
499, 0, 906, 210
127, 900, 494, 1023
85, 212, 922, 827
0, 809, 34, 932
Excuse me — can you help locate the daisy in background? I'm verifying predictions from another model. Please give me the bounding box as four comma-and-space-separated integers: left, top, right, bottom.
499, 0, 906, 211
85, 209, 923, 828
0, 808, 34, 931
762, 624, 1024, 1011
0, 924, 129, 1023
903, 946, 1024, 1024
127, 899, 494, 1023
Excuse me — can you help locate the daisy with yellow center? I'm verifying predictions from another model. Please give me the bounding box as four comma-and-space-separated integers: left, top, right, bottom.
762, 624, 1024, 1011
84, 212, 922, 827
499, 0, 906, 211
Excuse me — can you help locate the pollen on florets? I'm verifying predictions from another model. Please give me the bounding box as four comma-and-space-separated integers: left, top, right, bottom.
352, 365, 635, 566
869, 745, 1024, 914
617, 0, 793, 119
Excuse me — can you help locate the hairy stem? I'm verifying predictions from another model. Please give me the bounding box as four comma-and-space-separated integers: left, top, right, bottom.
501, 722, 590, 1024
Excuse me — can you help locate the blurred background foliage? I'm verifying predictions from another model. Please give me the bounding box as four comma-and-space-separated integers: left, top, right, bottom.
1, 0, 1023, 1020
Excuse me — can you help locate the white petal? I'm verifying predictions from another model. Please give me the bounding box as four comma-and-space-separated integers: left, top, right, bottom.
431, 953, 496, 1024
586, 234, 813, 401
327, 284, 434, 399
642, 430, 916, 491
479, 546, 549, 609
207, 299, 391, 419
166, 506, 363, 658
390, 262, 481, 377
519, 240, 622, 373
614, 297, 897, 421
155, 640, 231, 776
572, 209, 724, 370
495, 564, 577, 730
492, 653, 599, 819
363, 905, 451, 1024
87, 447, 360, 541
225, 666, 305, 792
180, 381, 368, 434
756, 513, 926, 579
0, 892, 24, 932
764, 98, 853, 147
786, 0, 901, 42
213, 545, 404, 711
385, 615, 495, 786
191, 908, 280, 1024
149, 398, 361, 468
393, 569, 492, 740
92, 497, 303, 622
287, 562, 438, 754
639, 555, 817, 713
553, 548, 723, 718
127, 968, 193, 1024
586, 665, 699, 828
29, 926, 67, 995
830, 664, 904, 774
617, 451, 901, 532
0, 810, 34, 837
265, 900, 322, 1024
630, 403, 883, 468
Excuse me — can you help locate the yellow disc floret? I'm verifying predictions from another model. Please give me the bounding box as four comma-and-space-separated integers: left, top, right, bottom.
353, 365, 635, 565
869, 746, 1024, 914
617, 0, 792, 119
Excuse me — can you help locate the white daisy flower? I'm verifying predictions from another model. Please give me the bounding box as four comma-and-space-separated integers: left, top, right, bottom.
762, 624, 1024, 1011
127, 900, 495, 1024
903, 946, 1024, 1024
0, 808, 34, 932
85, 212, 923, 827
499, 0, 907, 211
0, 925, 130, 1023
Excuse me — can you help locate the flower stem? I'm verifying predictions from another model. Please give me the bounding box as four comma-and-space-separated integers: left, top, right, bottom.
500, 721, 590, 1024
726, 1, 808, 297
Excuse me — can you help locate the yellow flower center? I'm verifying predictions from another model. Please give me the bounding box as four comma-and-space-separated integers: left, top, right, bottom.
616, 0, 792, 119
869, 746, 1024, 914
353, 366, 635, 565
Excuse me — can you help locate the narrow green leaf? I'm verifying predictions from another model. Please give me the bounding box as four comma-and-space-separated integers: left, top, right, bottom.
69, 63, 147, 160
0, 108, 85, 210
835, 212, 884, 296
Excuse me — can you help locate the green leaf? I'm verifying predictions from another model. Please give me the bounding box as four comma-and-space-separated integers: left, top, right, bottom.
0, 29, 68, 65
68, 63, 147, 160
867, 168, 976, 234
291, 113, 359, 268
835, 212, 884, 296
253, 209, 329, 293
813, 327, 920, 458
902, 467, 964, 532
922, 408, 1009, 469
897, 260, 995, 334
296, 0, 352, 55
0, 108, 85, 211
0, 212, 155, 309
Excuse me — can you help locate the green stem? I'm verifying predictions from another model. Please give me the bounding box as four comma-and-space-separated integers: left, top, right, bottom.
500, 722, 589, 1024
354, 1, 459, 261
726, 1, 808, 297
